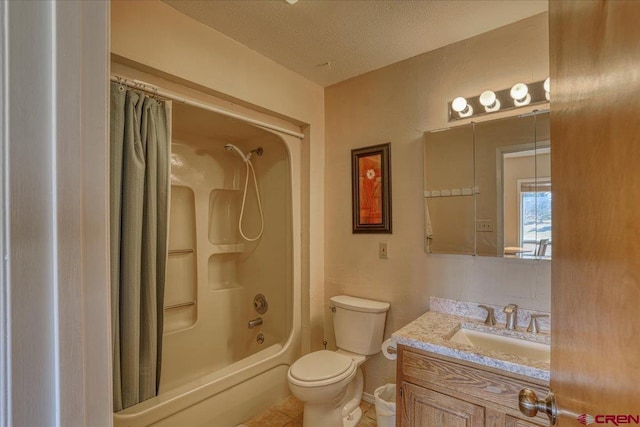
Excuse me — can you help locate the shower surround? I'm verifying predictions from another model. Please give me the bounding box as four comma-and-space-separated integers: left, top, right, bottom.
114, 100, 302, 427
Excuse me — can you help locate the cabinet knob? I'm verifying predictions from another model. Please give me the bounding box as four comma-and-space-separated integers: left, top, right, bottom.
518, 388, 557, 425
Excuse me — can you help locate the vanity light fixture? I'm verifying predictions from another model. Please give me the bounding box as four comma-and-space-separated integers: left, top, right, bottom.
510, 83, 531, 106
452, 97, 473, 118
479, 90, 501, 112
448, 78, 549, 122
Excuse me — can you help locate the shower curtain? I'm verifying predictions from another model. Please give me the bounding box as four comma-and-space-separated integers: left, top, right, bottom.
110, 81, 170, 411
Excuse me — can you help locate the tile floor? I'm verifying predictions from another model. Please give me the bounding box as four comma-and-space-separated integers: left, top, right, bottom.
239, 395, 378, 427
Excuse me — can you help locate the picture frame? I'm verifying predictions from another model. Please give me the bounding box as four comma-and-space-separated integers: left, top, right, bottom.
351, 142, 392, 233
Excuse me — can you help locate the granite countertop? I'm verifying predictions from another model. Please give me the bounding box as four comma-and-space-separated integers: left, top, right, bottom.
391, 298, 551, 382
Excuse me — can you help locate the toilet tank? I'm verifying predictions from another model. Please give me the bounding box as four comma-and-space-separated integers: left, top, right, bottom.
330, 295, 390, 355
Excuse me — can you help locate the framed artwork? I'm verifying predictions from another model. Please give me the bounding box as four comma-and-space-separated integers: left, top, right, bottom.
351, 142, 392, 233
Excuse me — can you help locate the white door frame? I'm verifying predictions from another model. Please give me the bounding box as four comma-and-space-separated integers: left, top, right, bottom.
1, 2, 111, 426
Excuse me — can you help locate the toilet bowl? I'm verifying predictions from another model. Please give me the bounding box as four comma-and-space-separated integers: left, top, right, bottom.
287, 295, 390, 427
287, 350, 365, 427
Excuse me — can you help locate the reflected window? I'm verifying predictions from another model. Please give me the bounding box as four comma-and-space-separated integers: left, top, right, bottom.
518, 179, 551, 257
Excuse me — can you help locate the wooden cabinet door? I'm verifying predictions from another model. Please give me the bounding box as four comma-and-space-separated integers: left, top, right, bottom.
400, 382, 485, 427
504, 415, 542, 427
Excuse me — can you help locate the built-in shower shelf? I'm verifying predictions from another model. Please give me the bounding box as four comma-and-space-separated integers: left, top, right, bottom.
164, 300, 196, 310
210, 243, 246, 254
165, 184, 197, 333
208, 252, 244, 290
168, 248, 195, 256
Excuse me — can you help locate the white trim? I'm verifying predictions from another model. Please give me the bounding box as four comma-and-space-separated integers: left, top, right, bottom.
5, 1, 58, 423
517, 177, 551, 247
496, 142, 538, 257
50, 2, 62, 424
74, 2, 113, 425
110, 76, 305, 140
0, 1, 9, 425
362, 391, 376, 405
3, 2, 111, 425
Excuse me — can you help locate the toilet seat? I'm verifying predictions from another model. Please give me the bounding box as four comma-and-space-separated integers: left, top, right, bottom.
288, 350, 356, 388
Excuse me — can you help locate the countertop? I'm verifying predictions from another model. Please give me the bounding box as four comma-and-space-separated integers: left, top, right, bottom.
391, 299, 551, 382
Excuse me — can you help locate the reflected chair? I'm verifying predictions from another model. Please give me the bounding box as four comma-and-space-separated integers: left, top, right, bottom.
535, 239, 549, 256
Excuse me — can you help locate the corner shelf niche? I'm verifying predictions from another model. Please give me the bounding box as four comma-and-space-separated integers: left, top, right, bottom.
208, 253, 242, 290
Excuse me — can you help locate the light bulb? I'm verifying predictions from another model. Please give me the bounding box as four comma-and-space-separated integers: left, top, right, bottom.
544, 77, 550, 101
451, 97, 473, 117
479, 90, 500, 112
452, 97, 468, 112
510, 83, 531, 106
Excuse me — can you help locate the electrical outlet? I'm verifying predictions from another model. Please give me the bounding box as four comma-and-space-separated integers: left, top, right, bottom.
379, 242, 389, 259
476, 220, 494, 232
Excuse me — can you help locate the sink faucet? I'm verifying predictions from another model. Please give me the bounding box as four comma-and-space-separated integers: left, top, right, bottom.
504, 304, 518, 330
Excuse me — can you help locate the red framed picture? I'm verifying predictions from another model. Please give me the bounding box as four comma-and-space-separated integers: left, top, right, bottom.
351, 143, 392, 233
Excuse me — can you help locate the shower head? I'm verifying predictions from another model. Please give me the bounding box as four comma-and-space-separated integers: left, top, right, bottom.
224, 144, 248, 162
224, 144, 264, 162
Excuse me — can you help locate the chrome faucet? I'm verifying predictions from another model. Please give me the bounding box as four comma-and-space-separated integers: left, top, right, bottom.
504, 304, 519, 330
248, 317, 263, 329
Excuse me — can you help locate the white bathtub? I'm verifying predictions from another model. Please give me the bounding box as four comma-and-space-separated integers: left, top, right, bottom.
114, 341, 300, 427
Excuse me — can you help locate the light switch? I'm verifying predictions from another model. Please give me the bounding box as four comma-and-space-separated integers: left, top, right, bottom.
379, 242, 389, 259
476, 220, 494, 232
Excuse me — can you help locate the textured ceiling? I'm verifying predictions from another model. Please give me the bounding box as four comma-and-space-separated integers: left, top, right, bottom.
163, 0, 547, 87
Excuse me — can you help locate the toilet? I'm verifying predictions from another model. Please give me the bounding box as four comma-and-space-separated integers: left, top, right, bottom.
287, 295, 390, 427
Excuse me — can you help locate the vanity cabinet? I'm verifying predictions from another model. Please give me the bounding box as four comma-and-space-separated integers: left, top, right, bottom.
396, 345, 548, 427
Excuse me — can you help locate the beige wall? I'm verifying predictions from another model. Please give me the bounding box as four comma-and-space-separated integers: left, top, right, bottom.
325, 13, 551, 393
111, 0, 326, 352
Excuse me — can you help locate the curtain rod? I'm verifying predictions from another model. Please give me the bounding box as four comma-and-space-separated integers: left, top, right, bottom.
110, 76, 305, 140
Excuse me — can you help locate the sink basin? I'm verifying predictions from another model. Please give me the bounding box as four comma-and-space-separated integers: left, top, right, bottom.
449, 328, 550, 362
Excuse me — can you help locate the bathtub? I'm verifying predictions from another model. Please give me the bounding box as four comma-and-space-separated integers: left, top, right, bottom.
114, 340, 301, 427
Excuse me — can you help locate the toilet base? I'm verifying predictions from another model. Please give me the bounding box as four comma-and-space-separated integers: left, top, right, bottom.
299, 368, 364, 427
342, 406, 362, 427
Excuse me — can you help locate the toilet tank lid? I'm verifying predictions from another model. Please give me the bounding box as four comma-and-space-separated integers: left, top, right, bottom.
330, 295, 390, 313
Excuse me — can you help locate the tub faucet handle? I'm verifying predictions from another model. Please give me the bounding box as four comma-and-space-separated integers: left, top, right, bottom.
323, 340, 327, 350
478, 305, 496, 326
253, 294, 268, 314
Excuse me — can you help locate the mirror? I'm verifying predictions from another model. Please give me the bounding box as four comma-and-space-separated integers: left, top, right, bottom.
424, 111, 550, 259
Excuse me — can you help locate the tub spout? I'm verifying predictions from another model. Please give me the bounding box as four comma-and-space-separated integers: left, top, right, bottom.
248, 317, 263, 329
